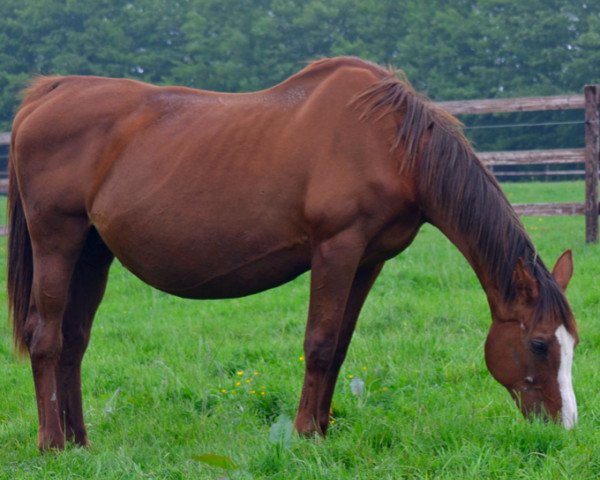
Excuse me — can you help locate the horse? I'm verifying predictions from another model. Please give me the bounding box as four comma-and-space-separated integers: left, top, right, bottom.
8, 56, 577, 451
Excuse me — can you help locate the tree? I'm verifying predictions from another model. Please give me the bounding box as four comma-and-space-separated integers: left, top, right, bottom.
0, 0, 599, 151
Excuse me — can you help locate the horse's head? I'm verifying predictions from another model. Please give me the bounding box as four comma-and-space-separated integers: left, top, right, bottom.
484, 250, 577, 428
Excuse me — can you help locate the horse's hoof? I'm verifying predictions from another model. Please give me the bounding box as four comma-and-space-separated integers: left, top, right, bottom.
38, 435, 65, 452
294, 417, 327, 438
66, 428, 90, 448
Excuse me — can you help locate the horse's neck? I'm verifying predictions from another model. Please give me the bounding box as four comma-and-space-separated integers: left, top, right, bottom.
417, 154, 535, 306
433, 219, 503, 298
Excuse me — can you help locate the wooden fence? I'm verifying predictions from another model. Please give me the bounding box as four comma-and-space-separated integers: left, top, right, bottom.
438, 85, 600, 243
0, 85, 599, 241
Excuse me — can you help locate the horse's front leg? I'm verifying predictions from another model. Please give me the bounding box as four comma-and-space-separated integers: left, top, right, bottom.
315, 262, 384, 431
295, 229, 366, 436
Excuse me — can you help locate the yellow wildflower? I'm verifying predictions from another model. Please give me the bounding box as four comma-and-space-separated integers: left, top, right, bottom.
236, 371, 244, 376
299, 356, 305, 361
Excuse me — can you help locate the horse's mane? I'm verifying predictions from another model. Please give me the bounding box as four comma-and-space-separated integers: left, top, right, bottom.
348, 62, 572, 328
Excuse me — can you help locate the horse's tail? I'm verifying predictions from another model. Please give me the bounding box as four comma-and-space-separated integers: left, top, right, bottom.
7, 136, 33, 356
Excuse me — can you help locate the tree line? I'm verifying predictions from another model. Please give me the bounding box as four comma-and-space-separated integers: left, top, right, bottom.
1, 0, 599, 150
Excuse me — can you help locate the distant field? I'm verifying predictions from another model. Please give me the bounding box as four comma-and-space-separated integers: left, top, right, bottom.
1, 181, 600, 479
502, 180, 588, 204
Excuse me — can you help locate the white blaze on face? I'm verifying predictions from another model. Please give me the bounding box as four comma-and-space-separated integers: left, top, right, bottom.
555, 325, 577, 429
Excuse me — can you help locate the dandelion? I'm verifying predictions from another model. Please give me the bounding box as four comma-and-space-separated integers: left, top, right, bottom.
236, 371, 244, 376
253, 371, 259, 376
245, 379, 251, 384
249, 390, 256, 395
347, 374, 354, 379
299, 356, 305, 362
235, 381, 241, 387
220, 389, 228, 394
362, 366, 368, 372
261, 391, 266, 396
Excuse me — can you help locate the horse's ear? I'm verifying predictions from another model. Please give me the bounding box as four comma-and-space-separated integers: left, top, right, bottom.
513, 258, 539, 304
552, 250, 573, 291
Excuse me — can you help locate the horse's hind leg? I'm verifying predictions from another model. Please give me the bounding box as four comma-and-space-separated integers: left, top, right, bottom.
25, 216, 90, 450
59, 229, 113, 446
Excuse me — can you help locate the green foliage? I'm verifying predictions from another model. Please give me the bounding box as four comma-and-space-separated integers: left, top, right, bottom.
1, 0, 599, 149
268, 414, 293, 448
1, 182, 600, 477
192, 453, 238, 470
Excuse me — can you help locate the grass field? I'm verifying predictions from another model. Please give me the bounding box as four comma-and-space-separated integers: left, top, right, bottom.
1, 181, 600, 479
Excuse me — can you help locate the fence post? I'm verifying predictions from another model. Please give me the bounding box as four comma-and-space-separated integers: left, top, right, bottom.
584, 85, 599, 243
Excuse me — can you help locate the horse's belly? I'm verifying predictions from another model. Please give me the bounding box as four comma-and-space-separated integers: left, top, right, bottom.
116, 242, 311, 299
157, 246, 311, 299
94, 209, 311, 299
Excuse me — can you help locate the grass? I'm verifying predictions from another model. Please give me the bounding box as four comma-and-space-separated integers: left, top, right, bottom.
1, 181, 600, 479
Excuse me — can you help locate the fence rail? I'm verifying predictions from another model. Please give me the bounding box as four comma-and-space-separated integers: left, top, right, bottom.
512, 202, 587, 216
437, 94, 586, 115
478, 148, 585, 166
496, 170, 587, 178
0, 85, 599, 241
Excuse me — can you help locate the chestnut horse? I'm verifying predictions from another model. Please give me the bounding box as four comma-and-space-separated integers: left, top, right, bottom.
8, 57, 577, 450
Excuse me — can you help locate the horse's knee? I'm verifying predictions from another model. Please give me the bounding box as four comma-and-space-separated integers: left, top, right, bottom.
304, 334, 336, 371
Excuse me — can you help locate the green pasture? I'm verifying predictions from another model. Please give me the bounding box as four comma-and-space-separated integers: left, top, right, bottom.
1, 181, 600, 479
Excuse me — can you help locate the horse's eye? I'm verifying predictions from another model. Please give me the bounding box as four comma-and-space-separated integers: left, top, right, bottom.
530, 339, 548, 356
